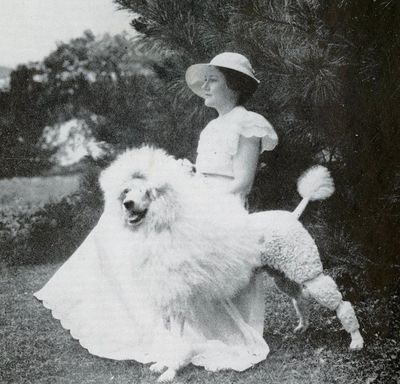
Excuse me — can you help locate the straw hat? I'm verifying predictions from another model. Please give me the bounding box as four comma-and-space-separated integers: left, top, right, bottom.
185, 52, 260, 98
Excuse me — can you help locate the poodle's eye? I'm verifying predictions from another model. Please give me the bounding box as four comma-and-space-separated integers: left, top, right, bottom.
153, 185, 170, 197
122, 188, 130, 195
145, 189, 156, 200
131, 172, 145, 180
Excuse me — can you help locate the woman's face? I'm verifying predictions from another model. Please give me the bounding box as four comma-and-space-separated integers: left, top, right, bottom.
201, 67, 238, 113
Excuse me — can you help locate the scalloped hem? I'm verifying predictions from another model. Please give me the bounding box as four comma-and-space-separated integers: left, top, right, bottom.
34, 292, 155, 363
34, 291, 269, 372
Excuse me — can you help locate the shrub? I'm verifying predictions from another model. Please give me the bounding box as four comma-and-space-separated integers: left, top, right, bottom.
0, 166, 103, 266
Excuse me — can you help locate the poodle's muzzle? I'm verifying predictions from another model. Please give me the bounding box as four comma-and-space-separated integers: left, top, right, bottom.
123, 199, 148, 226
120, 180, 152, 227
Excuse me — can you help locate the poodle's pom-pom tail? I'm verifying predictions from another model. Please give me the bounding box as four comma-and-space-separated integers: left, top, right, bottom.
297, 165, 335, 201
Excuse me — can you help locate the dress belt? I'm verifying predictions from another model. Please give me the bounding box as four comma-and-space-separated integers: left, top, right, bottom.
201, 173, 234, 181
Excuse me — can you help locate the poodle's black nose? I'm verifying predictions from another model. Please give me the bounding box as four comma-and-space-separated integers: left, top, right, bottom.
123, 200, 135, 211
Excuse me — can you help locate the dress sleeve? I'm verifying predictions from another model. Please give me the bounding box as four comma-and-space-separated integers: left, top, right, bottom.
238, 111, 278, 153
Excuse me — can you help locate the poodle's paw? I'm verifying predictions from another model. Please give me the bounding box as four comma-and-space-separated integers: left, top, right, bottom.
294, 322, 309, 333
204, 362, 220, 372
349, 330, 364, 351
150, 362, 166, 373
157, 368, 177, 382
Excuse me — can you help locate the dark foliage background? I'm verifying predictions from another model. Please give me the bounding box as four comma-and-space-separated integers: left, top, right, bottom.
112, 0, 400, 293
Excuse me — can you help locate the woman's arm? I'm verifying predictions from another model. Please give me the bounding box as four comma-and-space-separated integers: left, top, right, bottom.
225, 135, 260, 195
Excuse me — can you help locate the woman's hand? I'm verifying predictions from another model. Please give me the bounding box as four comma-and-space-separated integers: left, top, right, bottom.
178, 158, 196, 175
225, 136, 260, 195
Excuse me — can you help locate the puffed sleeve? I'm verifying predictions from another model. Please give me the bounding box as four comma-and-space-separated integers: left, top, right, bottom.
238, 111, 278, 152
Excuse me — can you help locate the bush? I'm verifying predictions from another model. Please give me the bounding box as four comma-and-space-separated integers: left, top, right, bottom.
0, 166, 103, 266
0, 196, 97, 266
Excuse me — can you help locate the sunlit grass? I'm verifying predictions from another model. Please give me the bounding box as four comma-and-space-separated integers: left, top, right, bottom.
0, 175, 80, 210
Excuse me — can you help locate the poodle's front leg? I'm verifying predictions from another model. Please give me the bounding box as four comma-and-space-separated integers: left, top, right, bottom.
157, 367, 178, 383
157, 343, 195, 383
150, 361, 167, 373
155, 316, 189, 382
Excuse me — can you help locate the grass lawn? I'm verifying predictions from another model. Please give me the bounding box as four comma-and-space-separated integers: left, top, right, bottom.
1, 263, 399, 384
0, 175, 80, 211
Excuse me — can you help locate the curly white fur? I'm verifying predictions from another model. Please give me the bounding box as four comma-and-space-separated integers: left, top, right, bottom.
98, 146, 260, 323
252, 211, 323, 283
303, 274, 342, 310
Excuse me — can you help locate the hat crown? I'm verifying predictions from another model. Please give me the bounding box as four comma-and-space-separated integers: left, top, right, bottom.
209, 52, 255, 76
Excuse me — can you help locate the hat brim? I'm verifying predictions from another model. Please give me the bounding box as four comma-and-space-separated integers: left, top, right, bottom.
185, 63, 259, 98
185, 64, 213, 98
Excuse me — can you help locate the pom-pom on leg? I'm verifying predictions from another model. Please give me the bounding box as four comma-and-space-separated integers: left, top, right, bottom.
304, 274, 363, 350
336, 301, 364, 350
349, 330, 364, 351
303, 274, 343, 310
336, 301, 360, 333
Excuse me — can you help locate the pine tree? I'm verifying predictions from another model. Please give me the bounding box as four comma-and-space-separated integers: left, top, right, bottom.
114, 0, 400, 291
114, 0, 355, 166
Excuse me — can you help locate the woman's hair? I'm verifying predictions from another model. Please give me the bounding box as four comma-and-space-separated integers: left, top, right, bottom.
216, 67, 258, 105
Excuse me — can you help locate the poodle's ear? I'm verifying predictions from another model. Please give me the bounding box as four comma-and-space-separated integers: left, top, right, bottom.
150, 183, 173, 199
146, 188, 158, 201
145, 183, 181, 232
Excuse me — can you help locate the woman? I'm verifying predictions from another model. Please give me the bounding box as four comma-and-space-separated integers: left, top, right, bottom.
187, 52, 278, 203
183, 52, 278, 370
34, 52, 278, 375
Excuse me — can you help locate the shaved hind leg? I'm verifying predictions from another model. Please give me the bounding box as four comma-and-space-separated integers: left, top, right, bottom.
292, 294, 310, 333
270, 269, 310, 333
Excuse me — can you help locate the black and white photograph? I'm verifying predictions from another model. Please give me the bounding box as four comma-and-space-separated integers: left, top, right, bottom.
1, 1, 399, 383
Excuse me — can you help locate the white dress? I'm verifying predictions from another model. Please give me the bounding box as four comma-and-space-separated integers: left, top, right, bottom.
194, 105, 278, 368
35, 105, 278, 372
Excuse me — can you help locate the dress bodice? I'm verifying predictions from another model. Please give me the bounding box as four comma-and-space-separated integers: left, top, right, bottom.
195, 106, 278, 178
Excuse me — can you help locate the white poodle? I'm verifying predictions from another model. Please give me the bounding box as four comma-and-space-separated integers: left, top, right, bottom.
99, 146, 364, 381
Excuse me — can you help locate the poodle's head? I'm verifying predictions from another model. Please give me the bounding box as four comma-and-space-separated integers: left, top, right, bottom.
118, 174, 153, 228
100, 146, 189, 232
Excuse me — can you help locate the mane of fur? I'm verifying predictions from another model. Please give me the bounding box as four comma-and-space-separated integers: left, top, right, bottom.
97, 147, 261, 322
